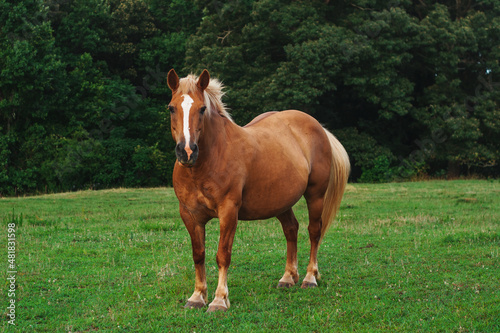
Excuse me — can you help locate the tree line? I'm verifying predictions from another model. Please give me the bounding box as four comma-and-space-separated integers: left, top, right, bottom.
1, 0, 499, 195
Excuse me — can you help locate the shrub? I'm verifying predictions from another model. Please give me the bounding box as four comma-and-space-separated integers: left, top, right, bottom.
359, 156, 395, 183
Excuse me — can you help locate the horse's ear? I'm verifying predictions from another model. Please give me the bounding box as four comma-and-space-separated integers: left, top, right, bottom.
197, 69, 210, 91
167, 69, 179, 91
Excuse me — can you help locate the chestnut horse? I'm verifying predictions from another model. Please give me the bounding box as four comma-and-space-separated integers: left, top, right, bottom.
167, 69, 350, 312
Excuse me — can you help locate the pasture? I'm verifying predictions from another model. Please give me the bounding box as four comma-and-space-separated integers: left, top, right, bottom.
1, 180, 499, 332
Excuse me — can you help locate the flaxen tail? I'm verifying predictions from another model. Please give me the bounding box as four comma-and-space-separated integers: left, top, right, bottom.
320, 129, 350, 242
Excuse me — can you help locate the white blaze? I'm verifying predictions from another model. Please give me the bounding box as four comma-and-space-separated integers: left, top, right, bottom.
181, 94, 194, 147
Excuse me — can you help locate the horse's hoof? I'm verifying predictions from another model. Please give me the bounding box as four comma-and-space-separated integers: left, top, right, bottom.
301, 281, 318, 289
207, 304, 228, 312
184, 301, 205, 309
277, 281, 294, 288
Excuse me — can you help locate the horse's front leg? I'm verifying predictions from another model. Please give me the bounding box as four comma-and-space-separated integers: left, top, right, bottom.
180, 206, 209, 308
208, 203, 239, 312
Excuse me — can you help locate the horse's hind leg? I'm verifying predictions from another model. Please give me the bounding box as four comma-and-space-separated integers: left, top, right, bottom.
276, 209, 300, 288
302, 195, 324, 288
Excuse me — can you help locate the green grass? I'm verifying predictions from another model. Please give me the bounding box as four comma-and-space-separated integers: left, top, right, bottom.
1, 180, 499, 332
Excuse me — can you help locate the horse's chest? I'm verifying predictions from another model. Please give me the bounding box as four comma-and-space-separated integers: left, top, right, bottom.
175, 180, 221, 217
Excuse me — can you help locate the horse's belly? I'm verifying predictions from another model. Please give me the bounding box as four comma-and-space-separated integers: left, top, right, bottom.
238, 191, 304, 220
238, 164, 308, 220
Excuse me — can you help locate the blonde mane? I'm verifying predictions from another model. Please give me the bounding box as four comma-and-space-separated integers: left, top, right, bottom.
178, 74, 233, 122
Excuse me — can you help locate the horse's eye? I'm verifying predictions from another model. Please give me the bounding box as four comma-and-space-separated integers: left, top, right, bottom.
168, 105, 175, 113
200, 106, 207, 115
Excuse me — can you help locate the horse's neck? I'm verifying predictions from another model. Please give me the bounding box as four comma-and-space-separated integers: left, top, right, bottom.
198, 114, 239, 164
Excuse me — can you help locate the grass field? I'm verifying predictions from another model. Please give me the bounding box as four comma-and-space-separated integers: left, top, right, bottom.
1, 180, 499, 332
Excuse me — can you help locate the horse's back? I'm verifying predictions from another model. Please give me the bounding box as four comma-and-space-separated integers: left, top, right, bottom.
243, 111, 278, 128
244, 110, 330, 164
244, 110, 325, 138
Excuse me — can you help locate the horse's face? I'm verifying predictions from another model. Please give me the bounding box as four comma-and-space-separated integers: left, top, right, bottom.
167, 69, 210, 167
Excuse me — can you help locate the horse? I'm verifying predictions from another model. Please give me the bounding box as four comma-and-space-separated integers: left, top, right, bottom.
166, 69, 350, 312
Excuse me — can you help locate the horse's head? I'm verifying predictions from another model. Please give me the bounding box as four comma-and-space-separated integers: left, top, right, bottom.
167, 69, 211, 167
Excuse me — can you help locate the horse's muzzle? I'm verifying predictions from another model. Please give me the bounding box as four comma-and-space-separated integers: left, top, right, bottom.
176, 142, 199, 166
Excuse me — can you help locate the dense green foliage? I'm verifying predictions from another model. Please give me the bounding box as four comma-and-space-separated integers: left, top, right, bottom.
1, 181, 499, 331
1, 0, 499, 195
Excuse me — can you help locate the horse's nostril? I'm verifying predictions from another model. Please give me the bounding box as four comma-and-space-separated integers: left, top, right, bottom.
175, 141, 199, 166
